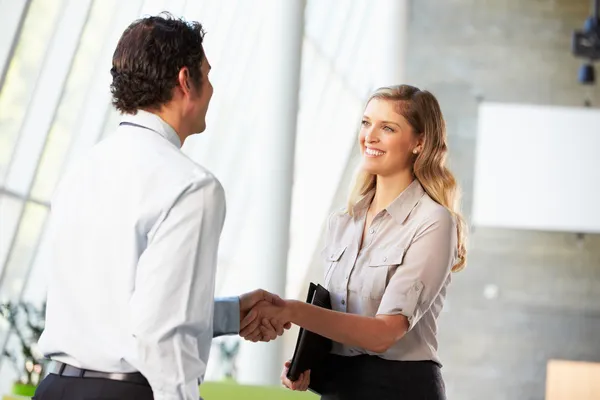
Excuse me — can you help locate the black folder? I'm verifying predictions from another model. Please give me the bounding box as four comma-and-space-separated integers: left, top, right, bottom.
287, 282, 333, 395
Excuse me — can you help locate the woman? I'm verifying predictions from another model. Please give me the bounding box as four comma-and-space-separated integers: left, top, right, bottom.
242, 85, 467, 400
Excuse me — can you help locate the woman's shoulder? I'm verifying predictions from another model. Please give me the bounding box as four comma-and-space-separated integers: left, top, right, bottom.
327, 207, 352, 226
414, 193, 455, 227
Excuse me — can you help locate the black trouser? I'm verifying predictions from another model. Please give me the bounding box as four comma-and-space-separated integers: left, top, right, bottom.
33, 373, 154, 400
318, 354, 446, 400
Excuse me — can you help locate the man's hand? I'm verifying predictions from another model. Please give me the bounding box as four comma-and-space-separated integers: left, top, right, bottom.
239, 289, 286, 312
238, 289, 291, 342
239, 300, 291, 342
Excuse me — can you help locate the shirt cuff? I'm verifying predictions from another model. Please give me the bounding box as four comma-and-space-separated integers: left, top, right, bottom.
213, 297, 240, 337
377, 280, 424, 330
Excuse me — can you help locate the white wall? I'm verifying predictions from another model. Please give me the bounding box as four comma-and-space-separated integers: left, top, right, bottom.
473, 102, 600, 234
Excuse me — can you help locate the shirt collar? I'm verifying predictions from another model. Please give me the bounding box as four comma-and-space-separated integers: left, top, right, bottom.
120, 110, 181, 148
352, 179, 426, 225
353, 190, 375, 219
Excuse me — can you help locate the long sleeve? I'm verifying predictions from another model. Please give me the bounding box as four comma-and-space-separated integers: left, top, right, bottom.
213, 297, 240, 337
128, 174, 226, 400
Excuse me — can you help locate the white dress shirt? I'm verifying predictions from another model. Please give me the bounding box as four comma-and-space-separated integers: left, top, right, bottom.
38, 110, 239, 400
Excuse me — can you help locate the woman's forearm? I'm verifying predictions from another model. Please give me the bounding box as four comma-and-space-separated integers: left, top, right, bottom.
284, 300, 404, 353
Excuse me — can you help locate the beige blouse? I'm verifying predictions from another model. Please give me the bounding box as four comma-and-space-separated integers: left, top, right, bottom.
322, 180, 458, 365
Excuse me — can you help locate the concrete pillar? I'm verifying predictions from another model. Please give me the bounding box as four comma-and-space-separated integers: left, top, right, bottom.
235, 0, 305, 386
371, 0, 409, 89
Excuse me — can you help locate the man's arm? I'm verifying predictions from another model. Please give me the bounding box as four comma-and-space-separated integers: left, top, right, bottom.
213, 297, 240, 337
129, 175, 225, 400
213, 290, 290, 339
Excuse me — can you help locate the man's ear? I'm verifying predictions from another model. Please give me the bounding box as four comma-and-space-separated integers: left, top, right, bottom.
177, 67, 191, 95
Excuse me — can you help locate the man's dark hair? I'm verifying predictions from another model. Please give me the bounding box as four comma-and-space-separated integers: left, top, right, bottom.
110, 13, 206, 114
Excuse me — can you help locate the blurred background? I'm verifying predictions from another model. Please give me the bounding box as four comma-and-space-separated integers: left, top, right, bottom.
1, 0, 600, 399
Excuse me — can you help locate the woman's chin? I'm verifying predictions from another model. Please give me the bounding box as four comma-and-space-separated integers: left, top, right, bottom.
360, 160, 382, 175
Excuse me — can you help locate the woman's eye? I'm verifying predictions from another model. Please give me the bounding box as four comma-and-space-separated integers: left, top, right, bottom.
383, 125, 394, 132
361, 120, 370, 127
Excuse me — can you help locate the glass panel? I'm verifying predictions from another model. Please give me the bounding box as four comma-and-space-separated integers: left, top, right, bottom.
0, 201, 47, 302
4, 0, 93, 197
0, 200, 46, 386
337, 0, 370, 82
0, 334, 20, 393
0, 195, 24, 277
0, 0, 29, 82
0, 0, 64, 186
139, 0, 169, 16
99, 107, 122, 140
320, 2, 350, 61
56, 0, 145, 166
30, 0, 119, 201
19, 227, 50, 306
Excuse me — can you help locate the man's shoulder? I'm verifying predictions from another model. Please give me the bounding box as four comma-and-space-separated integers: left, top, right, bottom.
61, 132, 223, 206
116, 130, 222, 193
172, 152, 223, 195
187, 164, 225, 200
156, 149, 225, 206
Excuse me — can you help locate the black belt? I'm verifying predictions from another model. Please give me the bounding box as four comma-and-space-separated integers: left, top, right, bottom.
48, 361, 150, 386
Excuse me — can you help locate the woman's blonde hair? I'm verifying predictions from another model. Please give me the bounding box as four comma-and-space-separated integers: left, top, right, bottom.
348, 85, 467, 272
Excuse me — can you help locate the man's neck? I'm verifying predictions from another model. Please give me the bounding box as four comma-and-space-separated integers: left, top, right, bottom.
145, 107, 189, 146
370, 171, 414, 214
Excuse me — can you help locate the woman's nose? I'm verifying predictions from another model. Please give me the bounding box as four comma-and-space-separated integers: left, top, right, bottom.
365, 132, 379, 143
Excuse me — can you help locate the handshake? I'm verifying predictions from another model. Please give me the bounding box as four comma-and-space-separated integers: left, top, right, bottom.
237, 289, 292, 342
237, 289, 311, 391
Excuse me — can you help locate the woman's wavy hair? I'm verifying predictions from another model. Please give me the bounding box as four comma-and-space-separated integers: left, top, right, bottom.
110, 12, 206, 114
348, 85, 467, 272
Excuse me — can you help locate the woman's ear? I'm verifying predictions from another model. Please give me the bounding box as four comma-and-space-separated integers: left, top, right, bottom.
414, 136, 425, 154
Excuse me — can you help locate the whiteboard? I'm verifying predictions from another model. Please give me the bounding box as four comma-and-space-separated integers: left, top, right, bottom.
472, 102, 600, 234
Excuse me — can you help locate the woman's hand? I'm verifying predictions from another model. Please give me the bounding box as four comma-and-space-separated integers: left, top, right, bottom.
280, 360, 310, 391
240, 300, 291, 339
239, 300, 288, 342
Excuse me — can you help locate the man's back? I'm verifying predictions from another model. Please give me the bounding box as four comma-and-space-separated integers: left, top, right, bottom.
31, 14, 270, 400
39, 111, 226, 382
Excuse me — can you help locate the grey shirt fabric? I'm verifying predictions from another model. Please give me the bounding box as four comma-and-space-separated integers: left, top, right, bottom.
323, 179, 458, 365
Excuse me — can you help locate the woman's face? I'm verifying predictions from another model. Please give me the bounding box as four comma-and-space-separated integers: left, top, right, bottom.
358, 98, 421, 177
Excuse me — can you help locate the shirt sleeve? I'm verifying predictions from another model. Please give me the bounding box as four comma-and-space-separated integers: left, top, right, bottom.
128, 174, 226, 400
376, 207, 457, 330
213, 297, 240, 337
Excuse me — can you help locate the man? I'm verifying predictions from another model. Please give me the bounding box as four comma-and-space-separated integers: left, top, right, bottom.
35, 14, 285, 400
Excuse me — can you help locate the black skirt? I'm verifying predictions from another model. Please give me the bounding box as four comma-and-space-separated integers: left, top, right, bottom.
318, 354, 446, 400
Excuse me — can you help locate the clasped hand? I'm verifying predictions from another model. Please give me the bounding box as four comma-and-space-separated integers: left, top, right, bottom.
238, 289, 291, 342
238, 291, 310, 391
